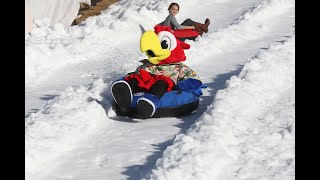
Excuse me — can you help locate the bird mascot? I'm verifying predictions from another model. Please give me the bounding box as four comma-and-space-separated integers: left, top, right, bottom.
111, 25, 206, 119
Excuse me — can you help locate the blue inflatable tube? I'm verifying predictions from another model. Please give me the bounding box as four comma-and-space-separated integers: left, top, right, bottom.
114, 90, 200, 118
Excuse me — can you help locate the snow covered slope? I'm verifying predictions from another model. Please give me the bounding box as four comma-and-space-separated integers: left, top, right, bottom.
25, 0, 295, 179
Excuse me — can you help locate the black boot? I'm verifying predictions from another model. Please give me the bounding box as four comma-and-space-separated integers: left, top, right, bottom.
111, 80, 132, 113
150, 80, 168, 98
137, 94, 158, 119
127, 78, 140, 94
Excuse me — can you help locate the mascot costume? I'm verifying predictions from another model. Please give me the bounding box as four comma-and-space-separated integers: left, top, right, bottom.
111, 25, 206, 119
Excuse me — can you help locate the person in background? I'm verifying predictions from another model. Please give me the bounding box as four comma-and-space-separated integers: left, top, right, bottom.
159, 2, 210, 36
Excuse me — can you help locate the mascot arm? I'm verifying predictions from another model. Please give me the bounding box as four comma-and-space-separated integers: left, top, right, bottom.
177, 78, 201, 91
177, 78, 207, 96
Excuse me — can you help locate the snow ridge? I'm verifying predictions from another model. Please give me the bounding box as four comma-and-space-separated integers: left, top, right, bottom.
148, 34, 295, 180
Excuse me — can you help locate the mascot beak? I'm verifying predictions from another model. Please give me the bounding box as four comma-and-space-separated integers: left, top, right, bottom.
140, 31, 171, 65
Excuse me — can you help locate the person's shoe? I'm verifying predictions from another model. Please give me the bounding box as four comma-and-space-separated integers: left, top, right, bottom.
193, 18, 210, 35
193, 22, 204, 36
204, 18, 210, 33
111, 80, 132, 112
205, 18, 210, 25
137, 94, 158, 119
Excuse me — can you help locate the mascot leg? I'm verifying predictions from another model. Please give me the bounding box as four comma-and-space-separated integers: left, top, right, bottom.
111, 80, 133, 113
127, 78, 141, 94
137, 94, 159, 119
150, 80, 168, 98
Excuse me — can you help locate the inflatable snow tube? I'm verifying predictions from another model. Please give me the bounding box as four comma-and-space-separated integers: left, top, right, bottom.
173, 29, 199, 41
157, 25, 199, 41
114, 90, 200, 118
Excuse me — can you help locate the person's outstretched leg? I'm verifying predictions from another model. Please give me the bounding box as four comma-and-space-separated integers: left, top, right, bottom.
193, 18, 210, 35
181, 18, 203, 36
181, 18, 195, 26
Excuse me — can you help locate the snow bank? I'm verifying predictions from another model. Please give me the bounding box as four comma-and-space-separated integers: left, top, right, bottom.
25, 78, 110, 179
148, 34, 295, 179
186, 0, 295, 66
25, 20, 76, 85
27, 0, 92, 31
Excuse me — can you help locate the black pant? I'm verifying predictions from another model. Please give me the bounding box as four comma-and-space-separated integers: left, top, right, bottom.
158, 18, 195, 30
181, 18, 195, 26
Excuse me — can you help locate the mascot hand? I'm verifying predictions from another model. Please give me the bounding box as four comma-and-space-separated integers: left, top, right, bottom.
178, 78, 201, 92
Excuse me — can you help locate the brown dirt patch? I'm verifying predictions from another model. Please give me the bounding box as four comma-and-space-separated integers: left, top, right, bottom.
72, 0, 119, 26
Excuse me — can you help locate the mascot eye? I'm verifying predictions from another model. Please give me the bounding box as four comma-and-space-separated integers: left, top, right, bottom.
161, 40, 169, 49
157, 31, 177, 50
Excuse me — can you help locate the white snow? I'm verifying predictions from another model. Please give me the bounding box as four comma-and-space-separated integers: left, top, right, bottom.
26, 0, 92, 33
25, 78, 110, 179
25, 0, 295, 179
148, 35, 295, 180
